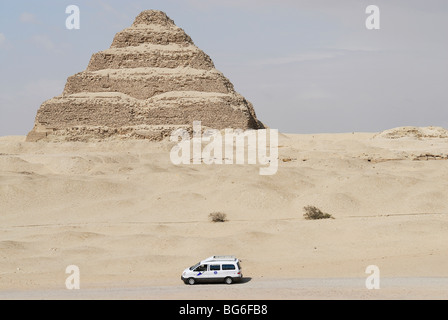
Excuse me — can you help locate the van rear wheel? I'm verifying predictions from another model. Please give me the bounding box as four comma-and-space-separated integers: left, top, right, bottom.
224, 277, 233, 285
188, 278, 196, 285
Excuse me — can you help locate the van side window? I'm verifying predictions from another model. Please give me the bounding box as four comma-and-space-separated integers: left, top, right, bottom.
210, 265, 220, 271
195, 264, 208, 272
222, 264, 236, 270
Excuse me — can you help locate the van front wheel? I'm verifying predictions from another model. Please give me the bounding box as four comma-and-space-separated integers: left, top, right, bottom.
224, 277, 233, 285
188, 278, 196, 285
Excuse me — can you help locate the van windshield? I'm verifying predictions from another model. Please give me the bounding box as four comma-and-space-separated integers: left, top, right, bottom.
189, 262, 200, 270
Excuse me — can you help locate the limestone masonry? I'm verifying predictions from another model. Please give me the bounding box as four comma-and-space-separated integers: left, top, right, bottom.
27, 10, 263, 142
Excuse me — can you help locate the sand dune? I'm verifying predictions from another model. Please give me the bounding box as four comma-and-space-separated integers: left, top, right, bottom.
1, 130, 448, 298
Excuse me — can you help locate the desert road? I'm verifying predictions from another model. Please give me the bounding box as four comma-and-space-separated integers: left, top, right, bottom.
1, 277, 448, 300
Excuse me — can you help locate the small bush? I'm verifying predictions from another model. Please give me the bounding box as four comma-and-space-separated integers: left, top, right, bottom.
209, 212, 227, 223
303, 206, 334, 220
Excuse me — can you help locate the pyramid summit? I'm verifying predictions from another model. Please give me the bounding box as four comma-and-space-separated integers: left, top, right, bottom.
27, 10, 263, 142
131, 10, 177, 27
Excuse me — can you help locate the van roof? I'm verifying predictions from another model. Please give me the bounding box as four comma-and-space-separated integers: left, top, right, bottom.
201, 255, 238, 263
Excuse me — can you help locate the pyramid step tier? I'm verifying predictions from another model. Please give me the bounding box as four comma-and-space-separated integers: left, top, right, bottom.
111, 26, 193, 48
87, 44, 215, 71
34, 91, 258, 131
64, 67, 235, 100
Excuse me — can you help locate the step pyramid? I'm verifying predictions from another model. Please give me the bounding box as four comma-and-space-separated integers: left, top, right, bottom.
27, 10, 263, 142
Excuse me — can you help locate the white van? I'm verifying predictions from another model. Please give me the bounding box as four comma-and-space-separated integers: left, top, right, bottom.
181, 256, 243, 285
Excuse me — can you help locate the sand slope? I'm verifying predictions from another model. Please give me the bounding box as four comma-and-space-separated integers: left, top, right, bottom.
1, 130, 448, 298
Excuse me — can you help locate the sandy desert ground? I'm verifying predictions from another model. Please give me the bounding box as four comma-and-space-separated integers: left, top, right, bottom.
1, 129, 448, 299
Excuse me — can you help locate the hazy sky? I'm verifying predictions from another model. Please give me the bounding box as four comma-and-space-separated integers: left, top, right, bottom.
0, 0, 447, 136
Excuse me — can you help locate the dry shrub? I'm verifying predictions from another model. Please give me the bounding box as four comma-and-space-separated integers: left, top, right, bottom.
303, 206, 334, 220
209, 212, 227, 222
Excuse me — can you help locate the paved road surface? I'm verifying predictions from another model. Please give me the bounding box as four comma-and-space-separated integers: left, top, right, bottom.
1, 277, 448, 300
